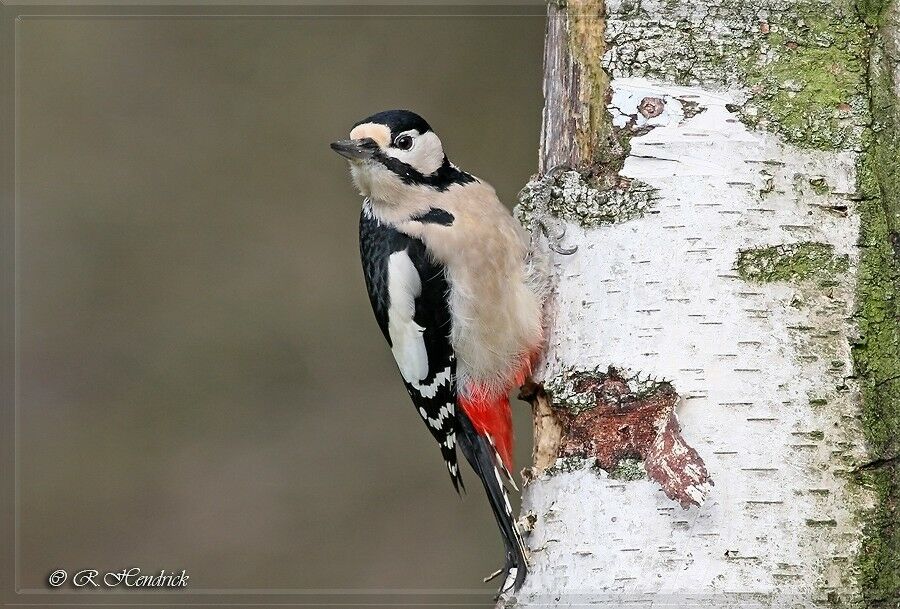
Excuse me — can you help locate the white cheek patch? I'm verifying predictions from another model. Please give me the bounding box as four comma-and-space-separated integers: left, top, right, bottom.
389, 130, 445, 175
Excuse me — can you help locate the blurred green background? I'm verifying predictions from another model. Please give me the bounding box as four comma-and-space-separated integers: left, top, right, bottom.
15, 12, 544, 592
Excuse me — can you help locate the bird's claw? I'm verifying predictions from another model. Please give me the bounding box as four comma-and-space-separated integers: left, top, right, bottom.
540, 219, 577, 255
525, 165, 578, 256
535, 216, 578, 255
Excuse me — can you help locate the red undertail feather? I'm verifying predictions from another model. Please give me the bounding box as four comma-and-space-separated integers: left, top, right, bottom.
459, 353, 541, 474
459, 389, 515, 474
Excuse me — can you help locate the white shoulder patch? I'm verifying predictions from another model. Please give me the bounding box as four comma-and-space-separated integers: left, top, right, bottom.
387, 251, 428, 384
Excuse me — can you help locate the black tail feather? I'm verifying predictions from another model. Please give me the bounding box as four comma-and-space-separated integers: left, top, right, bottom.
441, 441, 466, 494
456, 410, 528, 593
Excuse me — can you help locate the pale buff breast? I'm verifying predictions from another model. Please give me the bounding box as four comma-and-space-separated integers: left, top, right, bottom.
390, 180, 546, 397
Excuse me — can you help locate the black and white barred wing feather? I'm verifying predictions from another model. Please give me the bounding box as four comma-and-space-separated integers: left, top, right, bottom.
359, 209, 463, 491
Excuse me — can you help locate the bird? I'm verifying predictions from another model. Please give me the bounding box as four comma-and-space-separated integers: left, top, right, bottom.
331, 110, 547, 593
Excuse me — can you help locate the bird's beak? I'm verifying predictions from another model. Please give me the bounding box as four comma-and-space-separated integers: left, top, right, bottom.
330, 137, 378, 161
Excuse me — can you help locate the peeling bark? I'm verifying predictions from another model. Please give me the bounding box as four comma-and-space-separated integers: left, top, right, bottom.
553, 367, 712, 508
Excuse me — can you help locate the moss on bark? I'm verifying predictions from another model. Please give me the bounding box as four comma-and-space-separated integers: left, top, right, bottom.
736, 242, 850, 283
853, 1, 900, 601
738, 4, 869, 150
606, 0, 869, 150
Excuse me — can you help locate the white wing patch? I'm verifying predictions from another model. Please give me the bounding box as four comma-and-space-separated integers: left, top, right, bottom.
387, 251, 429, 385
418, 401, 455, 430
414, 366, 451, 399
386, 250, 454, 400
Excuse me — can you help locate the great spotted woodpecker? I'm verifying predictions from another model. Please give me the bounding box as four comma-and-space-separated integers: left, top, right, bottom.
331, 110, 546, 592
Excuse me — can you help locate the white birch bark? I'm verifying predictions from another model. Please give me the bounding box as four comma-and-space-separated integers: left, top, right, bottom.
507, 0, 900, 606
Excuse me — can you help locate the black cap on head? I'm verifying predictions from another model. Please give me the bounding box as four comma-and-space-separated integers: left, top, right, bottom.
354, 110, 432, 140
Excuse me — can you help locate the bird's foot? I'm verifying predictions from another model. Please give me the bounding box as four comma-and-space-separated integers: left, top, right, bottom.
524, 164, 577, 256
534, 214, 577, 256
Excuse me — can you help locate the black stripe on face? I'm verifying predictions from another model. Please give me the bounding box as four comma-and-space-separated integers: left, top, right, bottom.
372, 152, 476, 192
411, 208, 455, 226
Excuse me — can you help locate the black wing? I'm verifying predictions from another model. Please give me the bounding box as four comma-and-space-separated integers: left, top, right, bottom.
359, 206, 463, 491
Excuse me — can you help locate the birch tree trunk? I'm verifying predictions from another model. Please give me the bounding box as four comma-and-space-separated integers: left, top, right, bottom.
509, 0, 900, 606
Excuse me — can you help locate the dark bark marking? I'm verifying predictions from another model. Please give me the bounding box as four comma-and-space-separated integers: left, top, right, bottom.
555, 367, 713, 508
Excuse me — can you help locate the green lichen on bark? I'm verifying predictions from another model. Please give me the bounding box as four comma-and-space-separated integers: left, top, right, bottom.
738, 5, 869, 150
605, 0, 869, 149
852, 1, 900, 602
608, 456, 648, 481
854, 146, 900, 607
735, 242, 850, 283
543, 365, 669, 415
543, 366, 609, 415
516, 170, 658, 229
545, 456, 594, 476
858, 0, 894, 25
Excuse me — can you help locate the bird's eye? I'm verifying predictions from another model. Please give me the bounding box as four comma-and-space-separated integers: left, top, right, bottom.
395, 135, 413, 150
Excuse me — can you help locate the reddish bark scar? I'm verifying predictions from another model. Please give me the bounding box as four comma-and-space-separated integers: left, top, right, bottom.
638, 96, 666, 119
555, 367, 713, 508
